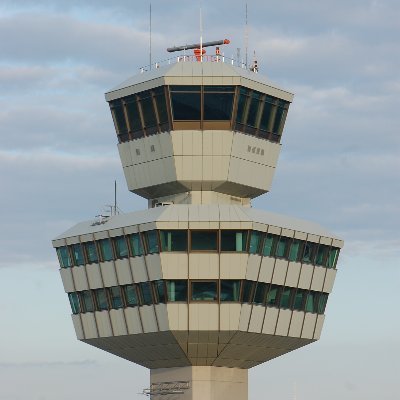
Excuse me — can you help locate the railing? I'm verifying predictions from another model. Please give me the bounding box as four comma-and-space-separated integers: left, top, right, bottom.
139, 54, 252, 73
142, 381, 190, 396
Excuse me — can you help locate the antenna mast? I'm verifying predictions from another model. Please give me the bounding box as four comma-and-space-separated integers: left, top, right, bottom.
149, 3, 152, 69
200, 7, 203, 62
114, 180, 117, 216
245, 2, 248, 69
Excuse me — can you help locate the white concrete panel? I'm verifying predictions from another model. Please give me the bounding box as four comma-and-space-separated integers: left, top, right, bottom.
258, 257, 275, 283
72, 266, 89, 291
160, 253, 188, 279
294, 231, 307, 240
307, 234, 319, 244
66, 236, 80, 245
267, 225, 281, 235
245, 254, 261, 281
93, 231, 108, 240
115, 259, 133, 285
285, 262, 301, 287
297, 264, 314, 290
95, 311, 113, 337
192, 132, 203, 155
81, 313, 98, 339
86, 264, 103, 289
130, 256, 148, 282
332, 238, 344, 248
108, 228, 123, 237
301, 313, 317, 339
288, 311, 305, 338
100, 261, 118, 287
71, 314, 84, 340
171, 130, 183, 155
262, 307, 279, 334
275, 309, 292, 336
271, 259, 288, 286
252, 222, 268, 232
281, 228, 294, 238
52, 238, 65, 248
139, 306, 158, 333
219, 304, 241, 331
59, 268, 75, 293
167, 303, 188, 330
248, 305, 265, 333
313, 314, 325, 340
189, 304, 218, 331
80, 234, 93, 243
155, 304, 169, 331
146, 254, 163, 281
188, 253, 219, 279
323, 268, 337, 293
238, 304, 252, 331
220, 253, 248, 279
310, 266, 326, 292
319, 236, 332, 246
109, 309, 128, 336
124, 307, 143, 334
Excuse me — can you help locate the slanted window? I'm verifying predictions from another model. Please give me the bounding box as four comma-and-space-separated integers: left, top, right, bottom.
160, 230, 188, 252
71, 244, 85, 266
84, 242, 98, 264
262, 233, 277, 257
327, 247, 339, 268
279, 287, 292, 309
191, 281, 217, 301
293, 289, 307, 311
94, 288, 108, 311
220, 280, 241, 302
98, 238, 113, 262
276, 236, 289, 258
123, 285, 139, 307
220, 230, 248, 252
254, 282, 268, 305
305, 291, 318, 313
288, 239, 302, 262
318, 293, 329, 314
249, 231, 263, 254
129, 233, 144, 257
190, 231, 218, 251
315, 244, 328, 266
302, 242, 317, 264
68, 292, 81, 314
170, 86, 201, 120
57, 246, 71, 268
109, 286, 123, 309
166, 280, 188, 302
153, 280, 166, 303
139, 282, 153, 305
81, 290, 94, 313
144, 230, 160, 254
113, 236, 129, 259
203, 86, 234, 120
266, 285, 281, 307
241, 280, 255, 303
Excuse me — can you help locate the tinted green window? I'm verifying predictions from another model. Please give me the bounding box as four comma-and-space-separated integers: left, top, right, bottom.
191, 231, 218, 251
315, 245, 328, 266
305, 291, 318, 313
204, 86, 235, 92
241, 280, 254, 303
259, 101, 273, 131
124, 285, 138, 307
266, 285, 281, 307
254, 282, 267, 304
220, 280, 241, 301
139, 282, 153, 305
57, 246, 71, 268
302, 242, 316, 264
318, 293, 328, 314
154, 280, 166, 303
235, 92, 248, 123
154, 88, 168, 124
68, 292, 80, 314
109, 286, 123, 309
249, 231, 263, 254
191, 281, 217, 301
71, 244, 85, 266
84, 242, 98, 264
293, 289, 306, 311
111, 101, 127, 134
98, 239, 113, 262
171, 92, 201, 120
144, 230, 159, 254
280, 287, 292, 309
288, 239, 302, 262
327, 247, 339, 268
276, 237, 289, 258
262, 234, 276, 256
221, 230, 248, 252
166, 280, 188, 302
94, 288, 108, 311
140, 95, 157, 128
170, 86, 201, 91
113, 236, 129, 259
204, 92, 234, 120
129, 233, 144, 257
160, 230, 187, 252
81, 290, 94, 313
246, 95, 260, 127
125, 97, 143, 132
273, 105, 286, 135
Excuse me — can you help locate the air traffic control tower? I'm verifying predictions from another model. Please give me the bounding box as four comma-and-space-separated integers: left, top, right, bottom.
52, 40, 343, 400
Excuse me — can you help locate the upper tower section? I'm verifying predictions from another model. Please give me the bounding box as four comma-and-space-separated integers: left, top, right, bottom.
105, 57, 293, 205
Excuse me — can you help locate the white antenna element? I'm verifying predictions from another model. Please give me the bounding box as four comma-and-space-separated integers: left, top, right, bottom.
149, 3, 152, 69
200, 7, 203, 62
245, 2, 248, 69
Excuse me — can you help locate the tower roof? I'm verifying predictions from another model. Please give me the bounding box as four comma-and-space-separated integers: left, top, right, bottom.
105, 62, 294, 102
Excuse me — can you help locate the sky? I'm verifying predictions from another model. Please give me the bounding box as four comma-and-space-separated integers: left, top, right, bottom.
0, 0, 399, 399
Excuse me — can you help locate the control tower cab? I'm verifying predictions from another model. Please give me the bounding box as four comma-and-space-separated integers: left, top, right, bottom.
53, 40, 343, 400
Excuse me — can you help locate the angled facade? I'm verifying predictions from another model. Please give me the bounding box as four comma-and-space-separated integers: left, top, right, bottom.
53, 55, 343, 400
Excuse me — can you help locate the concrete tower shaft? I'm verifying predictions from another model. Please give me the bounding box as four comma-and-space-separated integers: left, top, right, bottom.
105, 62, 293, 205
